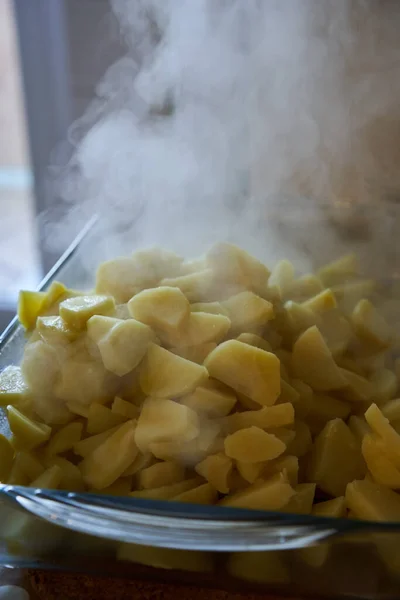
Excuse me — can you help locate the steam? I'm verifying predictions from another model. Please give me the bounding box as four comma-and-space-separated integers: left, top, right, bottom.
47, 0, 400, 274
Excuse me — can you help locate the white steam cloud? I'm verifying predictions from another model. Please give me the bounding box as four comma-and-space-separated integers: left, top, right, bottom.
47, 0, 400, 276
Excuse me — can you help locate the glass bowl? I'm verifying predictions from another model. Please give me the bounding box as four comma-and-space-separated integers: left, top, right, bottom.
1, 202, 400, 599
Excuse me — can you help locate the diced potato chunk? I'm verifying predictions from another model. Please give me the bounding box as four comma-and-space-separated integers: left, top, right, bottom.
127, 286, 190, 336
292, 326, 347, 391
180, 380, 236, 418
222, 403, 294, 434
45, 456, 84, 491
236, 460, 265, 484
123, 452, 153, 477
36, 316, 79, 345
59, 295, 115, 331
29, 465, 62, 489
302, 289, 337, 313
8, 406, 51, 450
288, 274, 323, 301
348, 415, 371, 445
80, 420, 138, 489
161, 270, 217, 303
55, 358, 110, 406
95, 477, 132, 496
12, 451, 44, 481
173, 482, 218, 505
346, 479, 400, 521
45, 421, 83, 456
163, 312, 231, 348
117, 543, 212, 572
0, 366, 28, 406
149, 421, 221, 466
0, 434, 15, 482
138, 461, 185, 489
281, 483, 315, 514
130, 477, 202, 500
306, 393, 351, 435
351, 299, 391, 349
264, 455, 299, 487
307, 418, 364, 497
290, 380, 313, 418
319, 313, 352, 357
317, 254, 358, 287
111, 397, 138, 419
332, 279, 376, 314
287, 421, 312, 458
87, 316, 154, 376
268, 260, 295, 299
18, 290, 46, 330
224, 426, 286, 463
73, 425, 121, 458
228, 551, 289, 584
205, 340, 280, 406
236, 333, 272, 352
365, 404, 400, 464
370, 369, 397, 405
284, 301, 320, 336
362, 433, 400, 489
222, 291, 274, 333
191, 302, 229, 316
195, 453, 233, 493
170, 343, 216, 365
87, 404, 127, 434
21, 341, 59, 396
220, 472, 294, 510
140, 344, 208, 398
135, 398, 199, 453
312, 497, 346, 518
340, 369, 373, 403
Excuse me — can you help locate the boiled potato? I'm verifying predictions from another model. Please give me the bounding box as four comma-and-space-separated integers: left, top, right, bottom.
224, 426, 286, 463
191, 301, 229, 316
370, 369, 398, 405
205, 340, 280, 406
222, 291, 274, 333
21, 341, 59, 396
36, 316, 79, 345
59, 295, 115, 331
128, 286, 189, 334
351, 299, 391, 349
130, 477, 202, 500
173, 482, 218, 504
268, 260, 295, 299
12, 451, 44, 481
180, 380, 236, 418
0, 434, 15, 482
222, 403, 294, 434
264, 455, 299, 487
87, 404, 127, 435
306, 393, 351, 435
281, 483, 315, 514
340, 369, 373, 403
117, 543, 212, 572
312, 497, 346, 518
236, 333, 272, 352
45, 456, 84, 491
8, 406, 51, 450
161, 269, 217, 302
55, 358, 111, 406
346, 478, 400, 521
163, 312, 231, 348
317, 254, 358, 287
45, 421, 83, 456
30, 464, 62, 489
220, 472, 294, 510
0, 366, 28, 406
17, 290, 47, 330
362, 433, 400, 489
302, 289, 337, 313
138, 461, 185, 489
73, 425, 122, 458
170, 342, 217, 364
111, 397, 138, 419
286, 421, 312, 458
284, 301, 320, 336
236, 460, 265, 484
365, 404, 400, 461
195, 453, 232, 493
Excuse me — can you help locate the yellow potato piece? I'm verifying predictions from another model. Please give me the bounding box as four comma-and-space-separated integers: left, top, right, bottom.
236, 460, 265, 484
287, 274, 324, 301
80, 420, 138, 489
204, 340, 280, 407
139, 343, 208, 398
362, 433, 400, 489
286, 421, 312, 458
224, 426, 286, 463
191, 302, 229, 316
12, 451, 44, 482
364, 403, 400, 462
228, 551, 289, 584
331, 279, 376, 314
382, 398, 400, 423
351, 299, 391, 349
96, 477, 132, 496
180, 380, 236, 418
348, 415, 371, 445
128, 286, 190, 334
73, 425, 121, 458
302, 289, 337, 313
21, 340, 59, 396
87, 404, 127, 435
55, 358, 111, 406
18, 290, 46, 330
7, 461, 30, 486
281, 483, 315, 514
111, 397, 138, 420
138, 461, 185, 489
290, 379, 312, 418
236, 333, 272, 352
220, 472, 294, 511
306, 393, 351, 435
117, 543, 212, 572
370, 369, 398, 405
29, 465, 62, 490
59, 295, 115, 331
36, 316, 79, 345
346, 478, 400, 521
222, 291, 274, 333
312, 497, 346, 518
161, 269, 217, 302
163, 312, 231, 348
264, 455, 299, 487
0, 366, 28, 407
46, 421, 83, 456
66, 401, 90, 419
317, 254, 358, 287
222, 403, 294, 434
284, 301, 320, 336
135, 398, 199, 453
268, 260, 295, 299
0, 434, 15, 482
272, 428, 296, 446
339, 369, 373, 403
318, 313, 353, 357
292, 326, 347, 391
8, 406, 51, 450
130, 477, 202, 500
123, 452, 153, 477
44, 456, 84, 491
170, 343, 216, 365
307, 418, 364, 497
173, 482, 218, 505
148, 422, 221, 466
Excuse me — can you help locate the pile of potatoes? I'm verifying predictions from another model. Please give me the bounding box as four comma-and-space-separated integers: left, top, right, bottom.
1, 242, 400, 523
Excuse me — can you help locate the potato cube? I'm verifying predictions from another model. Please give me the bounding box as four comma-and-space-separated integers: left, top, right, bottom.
117, 543, 212, 572
173, 482, 218, 505
29, 465, 62, 489
73, 425, 121, 458
332, 278, 376, 314
364, 404, 400, 463
287, 421, 312, 458
236, 460, 265, 484
55, 358, 110, 406
123, 452, 153, 477
268, 260, 295, 299
111, 397, 138, 420
236, 333, 272, 352
21, 341, 60, 396
351, 299, 391, 349
18, 290, 46, 330
264, 455, 299, 487
306, 393, 351, 435
135, 398, 199, 453
138, 461, 185, 489
287, 274, 324, 301
0, 366, 28, 407
87, 404, 127, 434
46, 421, 83, 456
312, 497, 346, 518
339, 369, 373, 403
12, 451, 44, 482
170, 343, 216, 365
149, 421, 221, 466
80, 420, 138, 489
204, 340, 280, 406
139, 344, 208, 398
307, 418, 364, 497
292, 326, 347, 391
281, 483, 315, 514
44, 456, 84, 491
180, 380, 236, 418
227, 551, 289, 584
362, 433, 400, 489
195, 453, 233, 493
191, 302, 229, 316
346, 478, 400, 521
224, 426, 286, 463
66, 401, 89, 419
272, 428, 296, 446
37, 316, 79, 346
222, 291, 274, 333
318, 313, 353, 357
0, 434, 15, 482
59, 295, 115, 331
220, 472, 294, 510
348, 415, 371, 445
8, 406, 51, 450
284, 301, 320, 336
127, 286, 190, 336
290, 379, 312, 418
164, 312, 231, 348
161, 269, 217, 302
317, 254, 358, 287
130, 477, 202, 500
222, 403, 294, 434
302, 289, 337, 313
370, 369, 397, 405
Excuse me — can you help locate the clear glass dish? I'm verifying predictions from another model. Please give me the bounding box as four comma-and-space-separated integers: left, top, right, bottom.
1, 202, 400, 599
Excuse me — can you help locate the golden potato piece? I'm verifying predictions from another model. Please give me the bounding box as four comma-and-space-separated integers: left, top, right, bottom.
55, 358, 110, 406
73, 425, 121, 458
220, 472, 294, 511
268, 260, 295, 299
302, 289, 337, 313
348, 415, 371, 445
87, 404, 127, 435
290, 380, 312, 418
236, 461, 265, 484
123, 452, 153, 477
173, 482, 218, 505
370, 369, 398, 405
306, 393, 351, 435
312, 497, 346, 518
117, 543, 212, 572
287, 421, 312, 458
382, 398, 400, 423
228, 551, 289, 584
284, 301, 320, 336
365, 403, 400, 462
170, 343, 216, 365
362, 433, 400, 489
0, 434, 15, 482
191, 302, 229, 316
161, 269, 217, 303
21, 340, 59, 396
236, 333, 272, 352
36, 316, 79, 345
180, 380, 236, 418
45, 456, 84, 491
164, 312, 231, 347
318, 313, 352, 357
45, 421, 83, 456
139, 344, 208, 398
339, 369, 373, 403
8, 406, 51, 450
111, 397, 138, 420
224, 426, 286, 463
127, 286, 190, 335
317, 254, 358, 287
222, 291, 274, 333
80, 420, 138, 489
0, 366, 28, 407
346, 478, 400, 521
281, 483, 315, 514
331, 279, 376, 314
130, 477, 202, 500
264, 455, 299, 487
18, 290, 46, 330
135, 398, 199, 453
222, 403, 294, 434
12, 451, 44, 482
59, 295, 115, 331
351, 299, 391, 349
149, 421, 221, 466
292, 326, 347, 391
287, 274, 323, 301
29, 465, 62, 490
307, 418, 364, 497
138, 461, 185, 489
204, 340, 280, 406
